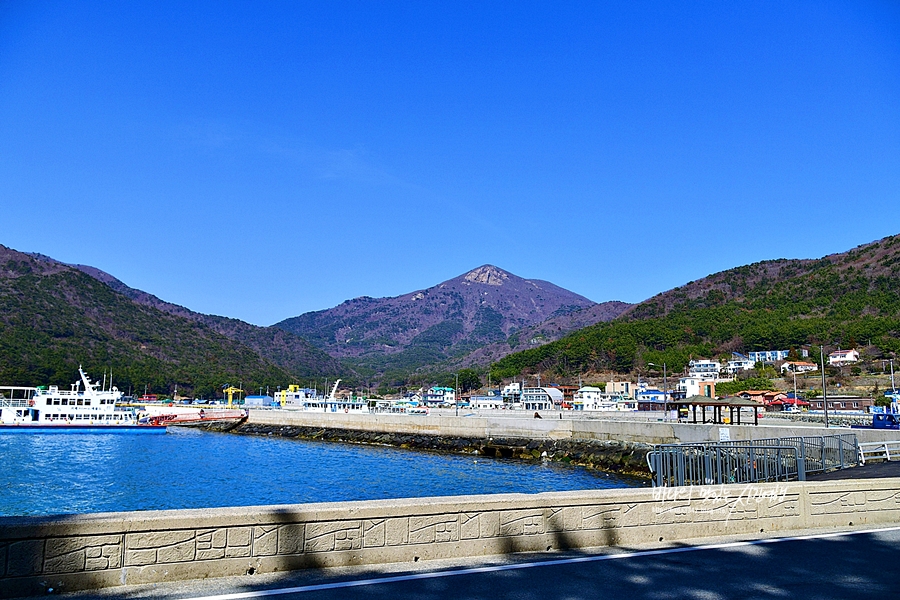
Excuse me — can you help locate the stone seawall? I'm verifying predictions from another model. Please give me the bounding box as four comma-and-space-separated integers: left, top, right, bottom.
2, 478, 899, 598
244, 409, 900, 445
232, 422, 653, 476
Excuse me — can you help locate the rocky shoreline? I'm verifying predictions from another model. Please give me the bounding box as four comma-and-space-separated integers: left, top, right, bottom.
211, 422, 653, 479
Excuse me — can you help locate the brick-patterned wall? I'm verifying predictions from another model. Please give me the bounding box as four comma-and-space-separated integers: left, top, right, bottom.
1, 479, 899, 598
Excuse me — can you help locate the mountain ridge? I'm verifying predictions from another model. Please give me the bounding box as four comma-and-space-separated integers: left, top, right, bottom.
273, 264, 631, 377
490, 233, 900, 380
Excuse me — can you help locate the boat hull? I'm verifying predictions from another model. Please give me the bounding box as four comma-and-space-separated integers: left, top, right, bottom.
0, 424, 167, 434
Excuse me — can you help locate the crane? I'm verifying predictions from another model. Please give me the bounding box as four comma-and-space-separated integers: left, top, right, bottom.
222, 385, 243, 408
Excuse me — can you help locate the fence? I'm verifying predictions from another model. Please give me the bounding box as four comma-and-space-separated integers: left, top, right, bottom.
647, 434, 859, 487
859, 440, 900, 464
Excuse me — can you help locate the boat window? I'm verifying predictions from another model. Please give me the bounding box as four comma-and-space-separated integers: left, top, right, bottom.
61, 399, 68, 405
76, 399, 83, 406
84, 400, 91, 406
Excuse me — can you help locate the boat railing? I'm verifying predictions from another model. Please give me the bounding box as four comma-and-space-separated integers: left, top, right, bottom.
0, 387, 36, 408
1, 398, 32, 408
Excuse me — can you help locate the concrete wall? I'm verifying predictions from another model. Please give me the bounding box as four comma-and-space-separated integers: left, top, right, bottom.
2, 478, 899, 598
248, 409, 900, 444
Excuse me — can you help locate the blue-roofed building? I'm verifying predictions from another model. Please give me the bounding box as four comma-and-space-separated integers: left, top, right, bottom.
244, 395, 274, 407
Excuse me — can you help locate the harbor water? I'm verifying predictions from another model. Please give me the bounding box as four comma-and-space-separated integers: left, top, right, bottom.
0, 427, 645, 517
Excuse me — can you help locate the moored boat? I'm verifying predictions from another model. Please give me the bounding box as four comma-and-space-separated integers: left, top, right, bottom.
0, 368, 166, 433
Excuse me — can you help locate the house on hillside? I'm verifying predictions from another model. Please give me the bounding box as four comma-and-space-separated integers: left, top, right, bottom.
828, 349, 860, 366
724, 353, 755, 375
688, 359, 721, 379
749, 349, 809, 364
781, 361, 818, 374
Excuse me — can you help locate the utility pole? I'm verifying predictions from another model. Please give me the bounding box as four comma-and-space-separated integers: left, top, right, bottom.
821, 346, 829, 428
891, 358, 897, 394
649, 362, 667, 419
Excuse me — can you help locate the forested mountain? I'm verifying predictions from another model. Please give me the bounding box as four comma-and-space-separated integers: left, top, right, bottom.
491, 234, 900, 380
274, 265, 629, 380
0, 246, 340, 396
68, 261, 343, 378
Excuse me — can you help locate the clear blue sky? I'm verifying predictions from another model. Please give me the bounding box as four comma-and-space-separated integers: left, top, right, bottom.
2, 1, 898, 326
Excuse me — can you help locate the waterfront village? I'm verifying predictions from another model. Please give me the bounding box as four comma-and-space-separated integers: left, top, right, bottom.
222, 347, 899, 420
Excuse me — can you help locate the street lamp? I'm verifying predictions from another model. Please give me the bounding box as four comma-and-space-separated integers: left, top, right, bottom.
648, 363, 667, 419
455, 373, 459, 417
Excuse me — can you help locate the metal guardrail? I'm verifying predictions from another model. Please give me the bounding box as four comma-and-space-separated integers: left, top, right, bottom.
647, 434, 859, 487
859, 440, 900, 464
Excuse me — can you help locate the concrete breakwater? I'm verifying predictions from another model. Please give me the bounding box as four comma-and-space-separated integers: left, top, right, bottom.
231, 422, 653, 477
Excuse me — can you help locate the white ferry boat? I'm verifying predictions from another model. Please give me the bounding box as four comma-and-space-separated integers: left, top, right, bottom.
0, 368, 166, 433
276, 380, 371, 414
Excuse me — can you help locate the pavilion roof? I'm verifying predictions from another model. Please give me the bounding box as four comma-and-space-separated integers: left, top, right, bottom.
678, 395, 763, 407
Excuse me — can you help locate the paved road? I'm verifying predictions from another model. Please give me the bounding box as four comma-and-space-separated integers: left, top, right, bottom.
32, 526, 900, 600
808, 460, 900, 480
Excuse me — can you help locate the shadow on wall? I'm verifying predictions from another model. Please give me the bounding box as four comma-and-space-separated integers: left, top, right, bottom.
188, 528, 898, 600
3, 503, 897, 600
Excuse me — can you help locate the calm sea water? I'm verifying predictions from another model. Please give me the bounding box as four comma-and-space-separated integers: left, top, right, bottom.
0, 427, 645, 517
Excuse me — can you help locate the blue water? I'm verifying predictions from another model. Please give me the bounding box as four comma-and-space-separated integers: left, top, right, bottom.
0, 428, 645, 516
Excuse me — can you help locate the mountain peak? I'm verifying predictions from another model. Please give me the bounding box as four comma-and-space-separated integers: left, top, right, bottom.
462, 265, 509, 286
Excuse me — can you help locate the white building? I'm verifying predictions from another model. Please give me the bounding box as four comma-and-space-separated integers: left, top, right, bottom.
676, 377, 716, 399
501, 382, 522, 402
724, 353, 755, 375
781, 361, 818, 374
828, 349, 860, 366
469, 395, 504, 409
573, 387, 619, 411
521, 387, 563, 411
688, 359, 721, 379
276, 385, 317, 407
748, 349, 809, 364
423, 387, 456, 406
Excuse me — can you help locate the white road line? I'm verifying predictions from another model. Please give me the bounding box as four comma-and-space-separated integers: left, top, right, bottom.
181, 525, 900, 600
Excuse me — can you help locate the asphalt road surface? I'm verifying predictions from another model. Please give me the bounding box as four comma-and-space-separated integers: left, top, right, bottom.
30, 526, 900, 600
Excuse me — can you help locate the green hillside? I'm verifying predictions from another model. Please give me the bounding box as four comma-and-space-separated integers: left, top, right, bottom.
0, 249, 296, 397
490, 234, 900, 380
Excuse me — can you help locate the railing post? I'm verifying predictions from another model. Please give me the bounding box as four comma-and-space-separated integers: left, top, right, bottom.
797, 451, 806, 481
